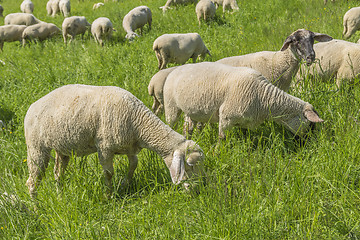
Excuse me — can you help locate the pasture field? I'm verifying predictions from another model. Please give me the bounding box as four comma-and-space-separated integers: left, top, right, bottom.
1, 0, 360, 238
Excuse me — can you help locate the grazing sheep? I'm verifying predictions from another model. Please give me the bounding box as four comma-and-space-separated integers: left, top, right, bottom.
20, 0, 34, 14
122, 6, 152, 40
217, 29, 332, 92
343, 7, 360, 39
59, 0, 70, 17
24, 84, 204, 199
46, 0, 53, 15
153, 33, 211, 70
0, 25, 27, 51
91, 17, 113, 46
62, 16, 91, 44
161, 0, 197, 13
22, 22, 61, 46
4, 13, 42, 26
148, 66, 179, 115
93, 3, 104, 10
195, 0, 216, 25
211, 0, 239, 13
0, 5, 4, 17
163, 62, 324, 141
297, 39, 360, 88
50, 0, 60, 17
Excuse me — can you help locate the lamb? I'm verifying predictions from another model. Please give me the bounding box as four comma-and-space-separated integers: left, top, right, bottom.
343, 7, 360, 39
195, 0, 216, 25
163, 62, 324, 141
211, 0, 239, 13
122, 6, 152, 40
153, 33, 211, 70
24, 84, 204, 199
161, 0, 198, 13
0, 25, 27, 51
216, 29, 332, 92
297, 39, 360, 88
4, 13, 42, 26
59, 0, 70, 17
93, 3, 104, 10
22, 22, 61, 46
62, 16, 91, 44
148, 66, 179, 115
91, 17, 113, 46
0, 5, 4, 17
20, 0, 34, 14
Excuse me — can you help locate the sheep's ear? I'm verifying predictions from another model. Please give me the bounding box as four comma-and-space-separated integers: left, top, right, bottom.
304, 109, 324, 123
280, 36, 294, 51
169, 150, 185, 184
312, 32, 333, 42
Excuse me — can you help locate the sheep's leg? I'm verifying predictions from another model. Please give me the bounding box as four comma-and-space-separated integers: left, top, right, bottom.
53, 151, 70, 193
98, 150, 114, 197
120, 155, 138, 190
159, 50, 168, 70
155, 51, 163, 70
183, 115, 197, 139
152, 96, 161, 115
63, 33, 67, 44
26, 146, 52, 199
0, 41, 3, 51
165, 105, 182, 129
218, 111, 234, 146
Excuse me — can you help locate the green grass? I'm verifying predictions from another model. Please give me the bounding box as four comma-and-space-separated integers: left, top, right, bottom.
1, 0, 360, 238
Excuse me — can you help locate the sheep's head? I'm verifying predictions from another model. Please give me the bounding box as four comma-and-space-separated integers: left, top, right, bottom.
280, 29, 332, 66
125, 32, 139, 40
165, 140, 205, 186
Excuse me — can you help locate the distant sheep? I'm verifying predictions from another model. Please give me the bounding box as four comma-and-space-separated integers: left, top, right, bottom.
50, 0, 60, 17
161, 0, 197, 13
0, 25, 27, 51
59, 0, 70, 17
343, 7, 360, 39
0, 5, 4, 17
163, 62, 324, 141
211, 0, 239, 13
122, 6, 152, 40
217, 29, 332, 92
62, 16, 91, 44
24, 84, 204, 199
91, 17, 113, 46
20, 0, 34, 14
22, 22, 61, 46
153, 33, 211, 70
195, 0, 216, 25
93, 3, 104, 10
4, 13, 42, 26
46, 0, 53, 15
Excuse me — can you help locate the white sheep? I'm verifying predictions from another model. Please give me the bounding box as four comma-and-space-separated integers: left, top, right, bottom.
163, 62, 324, 141
0, 25, 27, 51
153, 33, 211, 70
93, 3, 104, 10
50, 0, 60, 17
161, 0, 198, 13
216, 29, 332, 92
46, 0, 53, 15
297, 39, 360, 88
59, 0, 71, 17
343, 7, 360, 39
91, 17, 113, 46
4, 13, 42, 26
195, 0, 216, 25
22, 22, 61, 46
0, 5, 4, 17
148, 66, 179, 115
211, 0, 239, 13
62, 16, 91, 44
122, 6, 152, 40
24, 84, 204, 199
20, 0, 34, 14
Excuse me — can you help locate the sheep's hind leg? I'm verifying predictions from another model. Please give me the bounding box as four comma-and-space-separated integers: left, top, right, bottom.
53, 151, 70, 194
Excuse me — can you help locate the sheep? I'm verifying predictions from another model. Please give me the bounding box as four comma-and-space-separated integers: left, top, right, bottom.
62, 16, 91, 44
163, 62, 324, 141
22, 22, 61, 46
24, 84, 204, 199
153, 33, 211, 70
161, 0, 198, 13
91, 17, 113, 46
20, 0, 34, 14
50, 0, 60, 17
59, 0, 71, 17
122, 6, 152, 40
0, 5, 4, 17
4, 13, 42, 26
343, 7, 360, 39
46, 0, 53, 15
195, 0, 216, 25
216, 29, 332, 92
211, 0, 239, 14
296, 39, 360, 88
0, 25, 27, 51
93, 3, 104, 10
148, 66, 179, 115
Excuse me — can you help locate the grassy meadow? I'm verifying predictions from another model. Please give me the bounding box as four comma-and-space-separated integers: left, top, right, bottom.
1, 0, 360, 238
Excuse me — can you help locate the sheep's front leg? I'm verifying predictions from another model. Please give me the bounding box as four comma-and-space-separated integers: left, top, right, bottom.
53, 151, 70, 193
120, 155, 138, 190
98, 150, 115, 197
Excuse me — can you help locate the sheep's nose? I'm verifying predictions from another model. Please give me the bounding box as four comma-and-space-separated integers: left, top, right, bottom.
306, 54, 315, 66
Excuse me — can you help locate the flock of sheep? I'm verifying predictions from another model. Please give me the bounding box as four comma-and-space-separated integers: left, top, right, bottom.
2, 0, 360, 202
